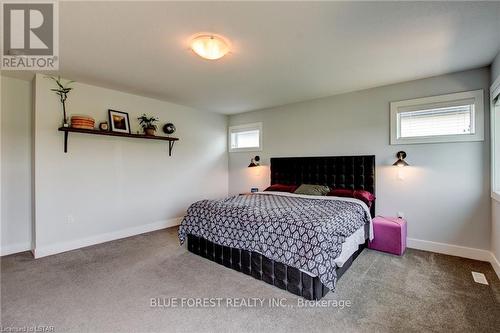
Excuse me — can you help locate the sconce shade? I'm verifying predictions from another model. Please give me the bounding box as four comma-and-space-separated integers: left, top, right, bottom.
393, 151, 409, 167
248, 155, 260, 167
393, 159, 409, 167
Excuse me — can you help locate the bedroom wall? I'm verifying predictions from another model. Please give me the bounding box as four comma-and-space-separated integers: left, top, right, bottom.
491, 50, 500, 275
491, 200, 500, 274
228, 67, 492, 257
492, 50, 500, 83
33, 74, 228, 257
1, 76, 33, 255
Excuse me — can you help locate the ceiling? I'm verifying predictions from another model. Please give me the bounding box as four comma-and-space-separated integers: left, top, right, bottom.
3, 1, 500, 114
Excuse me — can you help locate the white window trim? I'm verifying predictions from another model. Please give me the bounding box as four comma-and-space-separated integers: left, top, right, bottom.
228, 122, 263, 152
490, 75, 500, 202
390, 90, 484, 145
492, 191, 500, 203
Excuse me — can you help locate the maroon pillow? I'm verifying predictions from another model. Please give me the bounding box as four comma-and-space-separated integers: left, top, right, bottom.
327, 188, 376, 207
353, 190, 376, 206
327, 189, 354, 198
264, 184, 298, 193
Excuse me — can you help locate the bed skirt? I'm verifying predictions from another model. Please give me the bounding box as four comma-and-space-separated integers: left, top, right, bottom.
187, 234, 367, 300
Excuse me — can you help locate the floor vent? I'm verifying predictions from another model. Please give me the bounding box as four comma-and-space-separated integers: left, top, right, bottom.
471, 272, 488, 285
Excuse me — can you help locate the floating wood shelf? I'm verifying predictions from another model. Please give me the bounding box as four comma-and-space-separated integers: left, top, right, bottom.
58, 127, 179, 156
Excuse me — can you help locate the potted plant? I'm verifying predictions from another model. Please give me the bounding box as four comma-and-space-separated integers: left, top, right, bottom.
47, 76, 74, 126
137, 114, 159, 136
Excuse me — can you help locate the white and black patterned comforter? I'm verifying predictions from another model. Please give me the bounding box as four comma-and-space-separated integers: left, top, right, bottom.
178, 192, 371, 290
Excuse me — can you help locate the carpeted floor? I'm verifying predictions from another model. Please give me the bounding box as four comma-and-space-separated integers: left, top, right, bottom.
1, 227, 499, 332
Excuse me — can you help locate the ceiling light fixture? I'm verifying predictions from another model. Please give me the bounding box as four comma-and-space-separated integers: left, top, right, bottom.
190, 34, 230, 60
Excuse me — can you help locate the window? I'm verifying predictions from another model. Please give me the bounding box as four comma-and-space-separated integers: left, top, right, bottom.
390, 90, 484, 145
491, 77, 500, 200
229, 122, 262, 152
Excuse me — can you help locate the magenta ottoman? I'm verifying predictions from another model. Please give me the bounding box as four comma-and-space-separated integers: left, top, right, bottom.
368, 216, 407, 255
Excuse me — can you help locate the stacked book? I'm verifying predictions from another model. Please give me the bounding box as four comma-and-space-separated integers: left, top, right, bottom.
71, 115, 95, 129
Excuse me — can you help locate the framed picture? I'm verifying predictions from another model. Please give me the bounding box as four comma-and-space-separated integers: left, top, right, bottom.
108, 110, 131, 134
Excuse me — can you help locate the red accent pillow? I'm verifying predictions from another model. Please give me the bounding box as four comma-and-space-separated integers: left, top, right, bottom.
264, 184, 298, 193
327, 189, 354, 198
354, 190, 376, 206
327, 189, 376, 207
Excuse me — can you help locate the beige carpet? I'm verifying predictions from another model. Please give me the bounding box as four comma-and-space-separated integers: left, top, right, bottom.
1, 227, 499, 332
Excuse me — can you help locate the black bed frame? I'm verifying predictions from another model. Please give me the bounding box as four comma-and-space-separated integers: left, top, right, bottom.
187, 155, 376, 300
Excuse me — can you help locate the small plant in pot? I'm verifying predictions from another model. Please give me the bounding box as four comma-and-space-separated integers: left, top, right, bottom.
46, 76, 74, 127
137, 114, 159, 136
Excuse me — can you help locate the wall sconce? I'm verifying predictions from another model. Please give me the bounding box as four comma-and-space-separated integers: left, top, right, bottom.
248, 155, 260, 167
393, 151, 409, 167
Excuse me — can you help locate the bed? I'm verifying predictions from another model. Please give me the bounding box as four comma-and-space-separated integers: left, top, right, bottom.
179, 155, 376, 300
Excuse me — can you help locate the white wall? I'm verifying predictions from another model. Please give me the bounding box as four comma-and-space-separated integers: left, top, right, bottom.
491, 199, 500, 275
492, 50, 500, 84
228, 68, 491, 254
33, 74, 228, 257
491, 51, 500, 275
1, 76, 33, 255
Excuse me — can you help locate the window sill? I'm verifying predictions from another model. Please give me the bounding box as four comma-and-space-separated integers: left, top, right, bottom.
391, 134, 484, 145
492, 191, 500, 203
229, 147, 263, 153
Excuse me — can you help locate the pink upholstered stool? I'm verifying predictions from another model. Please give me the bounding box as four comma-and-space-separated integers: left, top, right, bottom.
368, 216, 407, 256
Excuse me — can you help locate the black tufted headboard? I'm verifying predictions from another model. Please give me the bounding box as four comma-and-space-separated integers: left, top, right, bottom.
270, 155, 376, 217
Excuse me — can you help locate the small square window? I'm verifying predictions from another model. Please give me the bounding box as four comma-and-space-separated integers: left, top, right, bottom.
390, 90, 484, 145
229, 122, 262, 152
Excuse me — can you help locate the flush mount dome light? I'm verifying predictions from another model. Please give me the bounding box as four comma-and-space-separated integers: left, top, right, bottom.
190, 34, 230, 60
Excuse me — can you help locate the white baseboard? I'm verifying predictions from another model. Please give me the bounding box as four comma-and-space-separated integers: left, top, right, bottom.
408, 238, 499, 279
33, 217, 182, 259
0, 241, 32, 256
407, 238, 491, 261
489, 252, 500, 279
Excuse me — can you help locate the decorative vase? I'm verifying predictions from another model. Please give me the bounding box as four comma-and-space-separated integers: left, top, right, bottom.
145, 128, 156, 136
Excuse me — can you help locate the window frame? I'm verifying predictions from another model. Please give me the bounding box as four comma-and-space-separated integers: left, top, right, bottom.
390, 90, 484, 145
228, 122, 263, 152
490, 76, 500, 201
